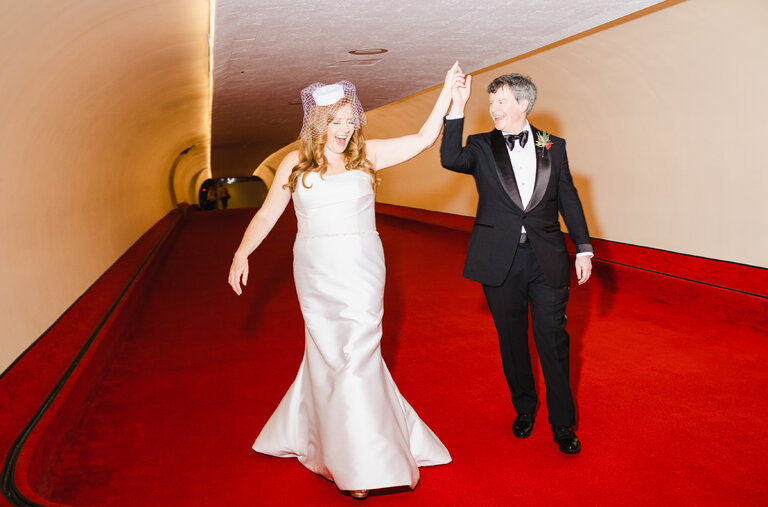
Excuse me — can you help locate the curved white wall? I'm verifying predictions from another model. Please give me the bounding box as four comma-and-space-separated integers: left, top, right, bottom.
1, 1, 211, 371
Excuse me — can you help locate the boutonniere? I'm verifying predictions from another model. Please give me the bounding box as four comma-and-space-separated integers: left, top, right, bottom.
535, 131, 552, 151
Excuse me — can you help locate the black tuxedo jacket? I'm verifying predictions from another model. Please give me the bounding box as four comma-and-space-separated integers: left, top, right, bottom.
440, 118, 592, 288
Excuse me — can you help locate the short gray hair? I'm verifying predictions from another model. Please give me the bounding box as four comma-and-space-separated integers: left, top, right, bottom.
487, 74, 537, 115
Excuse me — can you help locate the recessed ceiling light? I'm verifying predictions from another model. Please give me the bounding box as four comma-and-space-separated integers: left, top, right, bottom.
348, 48, 388, 55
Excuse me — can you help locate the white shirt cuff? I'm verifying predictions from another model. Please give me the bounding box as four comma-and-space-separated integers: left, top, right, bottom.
576, 252, 593, 258
445, 113, 464, 120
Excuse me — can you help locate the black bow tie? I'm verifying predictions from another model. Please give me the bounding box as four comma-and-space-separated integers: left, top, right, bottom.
505, 131, 529, 150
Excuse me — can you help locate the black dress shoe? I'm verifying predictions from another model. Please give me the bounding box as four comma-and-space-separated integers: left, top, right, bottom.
551, 425, 581, 454
512, 413, 535, 438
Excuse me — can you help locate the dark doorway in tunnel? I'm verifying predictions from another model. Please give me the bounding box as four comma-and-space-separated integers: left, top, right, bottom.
199, 176, 268, 210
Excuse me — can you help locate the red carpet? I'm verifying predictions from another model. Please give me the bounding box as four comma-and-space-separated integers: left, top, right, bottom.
2, 205, 767, 506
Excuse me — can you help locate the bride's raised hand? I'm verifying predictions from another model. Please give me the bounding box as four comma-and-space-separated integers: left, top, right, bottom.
443, 61, 467, 97
229, 256, 249, 295
443, 61, 462, 89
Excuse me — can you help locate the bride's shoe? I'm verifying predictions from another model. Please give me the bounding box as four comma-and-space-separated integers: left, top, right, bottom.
350, 490, 369, 499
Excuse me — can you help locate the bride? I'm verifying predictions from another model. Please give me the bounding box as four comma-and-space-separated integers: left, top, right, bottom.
228, 62, 464, 499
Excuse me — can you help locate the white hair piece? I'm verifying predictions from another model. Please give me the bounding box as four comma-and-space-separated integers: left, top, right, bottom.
299, 80, 366, 140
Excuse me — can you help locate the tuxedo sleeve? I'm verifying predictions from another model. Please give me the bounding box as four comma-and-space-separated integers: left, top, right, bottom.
556, 141, 593, 255
440, 117, 476, 174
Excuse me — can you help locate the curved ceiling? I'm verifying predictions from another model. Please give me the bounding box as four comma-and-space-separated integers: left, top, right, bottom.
211, 0, 663, 175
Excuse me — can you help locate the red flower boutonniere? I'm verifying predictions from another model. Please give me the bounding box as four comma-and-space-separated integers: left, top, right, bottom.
535, 131, 552, 151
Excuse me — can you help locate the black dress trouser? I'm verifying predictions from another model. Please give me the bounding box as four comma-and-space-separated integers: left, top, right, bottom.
482, 242, 575, 427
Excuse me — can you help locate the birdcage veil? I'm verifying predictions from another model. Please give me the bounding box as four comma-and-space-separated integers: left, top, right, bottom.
299, 80, 366, 140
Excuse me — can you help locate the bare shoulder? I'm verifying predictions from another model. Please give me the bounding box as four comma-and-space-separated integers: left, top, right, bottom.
270, 150, 300, 189
280, 150, 300, 168
273, 150, 299, 177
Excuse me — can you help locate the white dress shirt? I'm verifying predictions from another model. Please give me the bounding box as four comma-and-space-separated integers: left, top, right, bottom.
502, 122, 536, 220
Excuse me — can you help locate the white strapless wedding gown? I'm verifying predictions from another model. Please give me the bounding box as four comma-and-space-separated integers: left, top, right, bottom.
253, 170, 451, 491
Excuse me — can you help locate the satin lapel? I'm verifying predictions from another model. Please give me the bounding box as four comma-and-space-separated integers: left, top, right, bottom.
490, 129, 524, 210
526, 125, 552, 212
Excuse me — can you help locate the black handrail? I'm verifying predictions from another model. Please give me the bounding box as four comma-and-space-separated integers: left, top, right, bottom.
1, 211, 182, 506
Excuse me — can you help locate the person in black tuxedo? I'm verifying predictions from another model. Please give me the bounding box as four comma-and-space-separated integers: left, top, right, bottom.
440, 70, 593, 454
